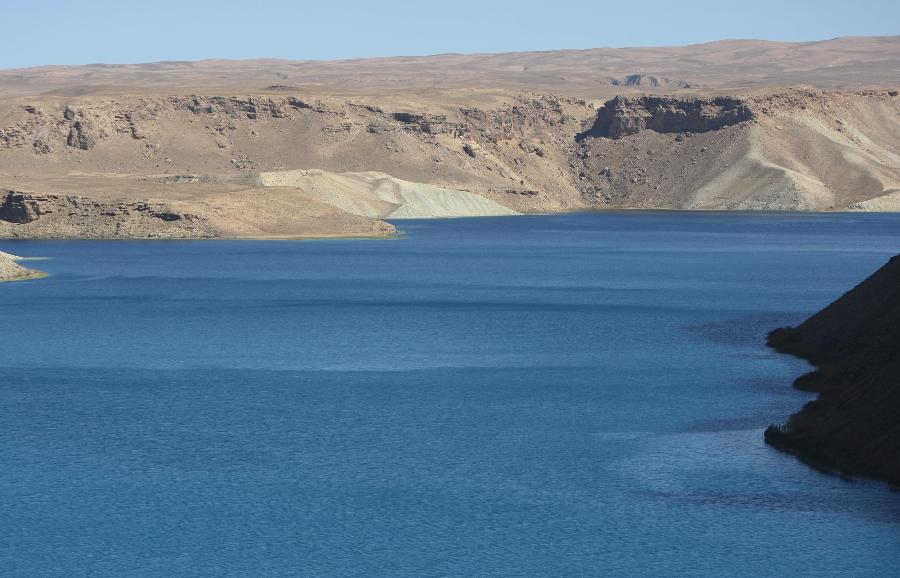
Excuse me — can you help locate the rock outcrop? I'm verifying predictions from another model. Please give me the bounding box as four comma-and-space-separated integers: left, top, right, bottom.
66, 120, 96, 150
765, 255, 900, 487
0, 192, 46, 223
0, 190, 215, 238
0, 188, 397, 240
579, 96, 753, 140
610, 75, 692, 89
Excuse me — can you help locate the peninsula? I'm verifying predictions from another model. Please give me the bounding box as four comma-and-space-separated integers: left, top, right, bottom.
766, 255, 900, 487
0, 250, 44, 282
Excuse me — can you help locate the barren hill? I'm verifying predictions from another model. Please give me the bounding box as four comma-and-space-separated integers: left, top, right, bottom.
0, 37, 898, 239
2, 37, 898, 98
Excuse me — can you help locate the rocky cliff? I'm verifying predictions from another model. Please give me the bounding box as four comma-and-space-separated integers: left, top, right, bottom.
578, 96, 752, 139
0, 190, 216, 238
765, 255, 900, 487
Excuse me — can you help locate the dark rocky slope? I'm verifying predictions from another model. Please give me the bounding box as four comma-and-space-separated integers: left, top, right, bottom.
577, 96, 752, 140
765, 255, 900, 487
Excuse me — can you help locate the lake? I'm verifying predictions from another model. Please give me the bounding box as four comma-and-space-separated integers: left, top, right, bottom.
1, 212, 899, 576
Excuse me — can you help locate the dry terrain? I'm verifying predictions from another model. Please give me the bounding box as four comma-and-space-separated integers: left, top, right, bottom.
1, 36, 898, 239
3, 36, 897, 98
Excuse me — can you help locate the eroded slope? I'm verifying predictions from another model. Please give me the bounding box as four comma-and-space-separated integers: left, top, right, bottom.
0, 88, 898, 237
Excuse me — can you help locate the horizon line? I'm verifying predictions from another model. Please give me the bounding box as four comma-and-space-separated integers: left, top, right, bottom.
3, 34, 897, 72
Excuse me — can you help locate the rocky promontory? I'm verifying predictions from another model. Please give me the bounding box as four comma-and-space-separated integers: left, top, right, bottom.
0, 189, 397, 240
765, 255, 900, 487
0, 250, 44, 282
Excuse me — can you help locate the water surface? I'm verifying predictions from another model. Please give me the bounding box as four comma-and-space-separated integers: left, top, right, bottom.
2, 212, 899, 576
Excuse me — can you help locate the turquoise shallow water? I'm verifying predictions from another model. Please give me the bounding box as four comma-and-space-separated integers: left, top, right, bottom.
1, 212, 899, 576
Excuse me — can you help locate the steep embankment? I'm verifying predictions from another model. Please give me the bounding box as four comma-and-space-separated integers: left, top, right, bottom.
765, 256, 900, 487
572, 90, 900, 210
0, 88, 898, 238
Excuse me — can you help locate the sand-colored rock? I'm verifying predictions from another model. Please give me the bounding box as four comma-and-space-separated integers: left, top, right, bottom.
0, 250, 43, 282
849, 190, 900, 211
257, 170, 517, 218
0, 189, 396, 239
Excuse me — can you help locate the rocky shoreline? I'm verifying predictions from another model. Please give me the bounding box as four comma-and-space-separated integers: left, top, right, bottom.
764, 255, 900, 488
0, 250, 45, 282
0, 189, 397, 240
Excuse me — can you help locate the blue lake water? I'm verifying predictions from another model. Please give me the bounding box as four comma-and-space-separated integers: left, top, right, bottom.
1, 212, 899, 576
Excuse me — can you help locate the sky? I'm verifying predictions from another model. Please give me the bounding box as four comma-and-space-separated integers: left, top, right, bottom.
3, 0, 898, 68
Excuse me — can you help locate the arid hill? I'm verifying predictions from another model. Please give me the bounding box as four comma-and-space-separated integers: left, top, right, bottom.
2, 36, 898, 98
0, 37, 898, 238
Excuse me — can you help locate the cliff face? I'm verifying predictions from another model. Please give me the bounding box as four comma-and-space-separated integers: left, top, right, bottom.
578, 96, 752, 139
765, 255, 900, 487
0, 190, 217, 239
571, 90, 900, 210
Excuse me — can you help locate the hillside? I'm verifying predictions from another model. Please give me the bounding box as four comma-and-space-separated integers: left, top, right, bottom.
765, 256, 900, 487
0, 37, 898, 239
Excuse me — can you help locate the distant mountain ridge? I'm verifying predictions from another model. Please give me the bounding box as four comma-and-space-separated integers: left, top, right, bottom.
1, 36, 898, 97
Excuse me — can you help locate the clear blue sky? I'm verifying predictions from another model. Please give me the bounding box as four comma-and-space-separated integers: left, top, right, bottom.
4, 0, 898, 68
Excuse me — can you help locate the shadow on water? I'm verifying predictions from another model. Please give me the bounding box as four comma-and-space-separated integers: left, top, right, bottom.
686, 311, 811, 348
643, 486, 900, 525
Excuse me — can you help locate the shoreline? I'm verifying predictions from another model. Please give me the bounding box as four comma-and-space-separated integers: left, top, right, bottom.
0, 251, 47, 282
763, 330, 864, 482
3, 208, 897, 244
763, 336, 899, 490
0, 269, 48, 283
763, 255, 900, 490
